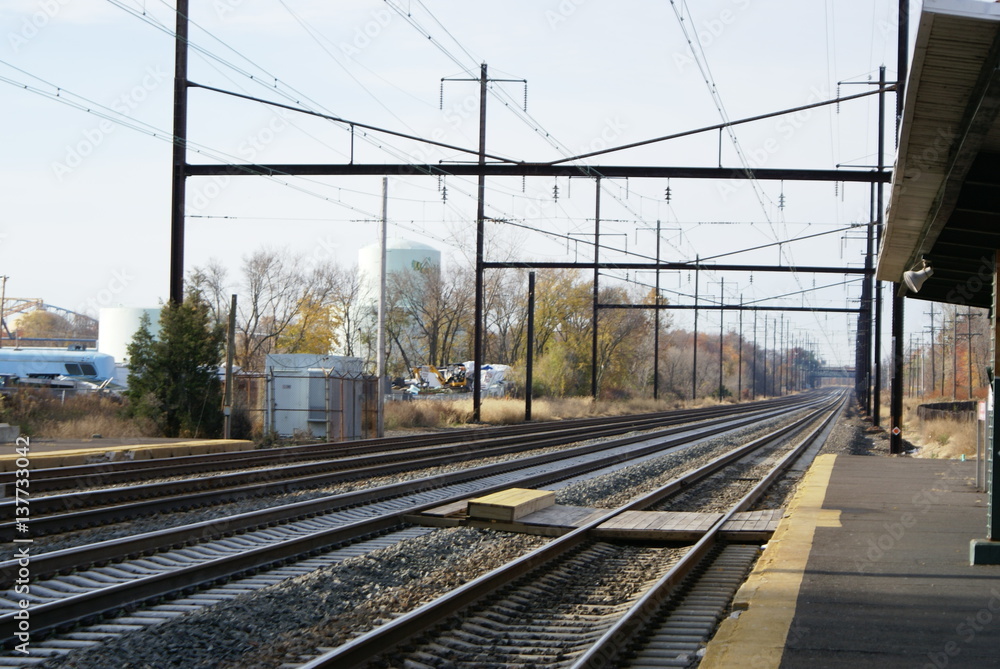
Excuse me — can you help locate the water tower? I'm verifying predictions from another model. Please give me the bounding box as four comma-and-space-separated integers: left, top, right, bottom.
357, 237, 440, 303
97, 307, 161, 365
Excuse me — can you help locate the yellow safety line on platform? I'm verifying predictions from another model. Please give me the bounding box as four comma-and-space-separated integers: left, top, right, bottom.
700, 453, 840, 668
0, 440, 254, 471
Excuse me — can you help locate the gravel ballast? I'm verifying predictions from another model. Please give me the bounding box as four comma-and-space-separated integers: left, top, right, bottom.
31, 397, 879, 669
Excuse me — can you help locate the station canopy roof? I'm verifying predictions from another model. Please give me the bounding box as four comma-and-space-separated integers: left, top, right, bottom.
877, 0, 1000, 309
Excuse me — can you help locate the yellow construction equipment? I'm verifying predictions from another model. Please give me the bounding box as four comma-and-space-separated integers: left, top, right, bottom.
409, 363, 470, 392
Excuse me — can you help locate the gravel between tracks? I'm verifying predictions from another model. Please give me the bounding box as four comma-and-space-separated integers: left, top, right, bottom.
818, 399, 890, 456
28, 433, 633, 555
37, 528, 548, 669
34, 400, 876, 669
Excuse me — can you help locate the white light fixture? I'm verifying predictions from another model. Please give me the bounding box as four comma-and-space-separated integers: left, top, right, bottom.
903, 258, 933, 294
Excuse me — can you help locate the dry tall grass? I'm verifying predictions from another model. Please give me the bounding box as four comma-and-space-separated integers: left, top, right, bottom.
907, 416, 980, 459
903, 396, 983, 459
0, 391, 158, 439
384, 395, 699, 431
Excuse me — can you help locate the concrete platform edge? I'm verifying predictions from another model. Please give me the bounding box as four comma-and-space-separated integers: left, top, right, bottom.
699, 453, 839, 669
0, 439, 255, 471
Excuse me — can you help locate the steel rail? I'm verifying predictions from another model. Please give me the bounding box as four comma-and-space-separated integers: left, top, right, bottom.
0, 400, 811, 647
570, 390, 848, 668
1, 396, 805, 493
0, 399, 813, 539
297, 391, 844, 668
0, 400, 814, 590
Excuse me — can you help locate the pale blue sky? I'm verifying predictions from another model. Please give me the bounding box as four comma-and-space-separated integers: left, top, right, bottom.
1, 0, 913, 365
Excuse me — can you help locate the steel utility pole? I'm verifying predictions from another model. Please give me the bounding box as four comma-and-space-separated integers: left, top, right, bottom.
692, 256, 700, 400
526, 272, 535, 421
223, 294, 236, 439
886, 61, 905, 454
442, 64, 523, 422
873, 66, 888, 429
169, 0, 189, 305
952, 319, 958, 399
858, 180, 875, 414
889, 0, 909, 453
472, 63, 488, 422
653, 220, 661, 400
772, 316, 779, 396
718, 278, 725, 400
377, 177, 388, 437
738, 295, 744, 400
591, 178, 601, 401
762, 315, 768, 397
959, 308, 982, 400
752, 308, 758, 400
779, 313, 785, 395
927, 306, 937, 397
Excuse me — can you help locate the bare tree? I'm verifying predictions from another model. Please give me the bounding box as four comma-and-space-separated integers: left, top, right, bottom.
387, 263, 473, 368
327, 266, 366, 360
237, 250, 310, 370
487, 268, 528, 365
186, 261, 230, 327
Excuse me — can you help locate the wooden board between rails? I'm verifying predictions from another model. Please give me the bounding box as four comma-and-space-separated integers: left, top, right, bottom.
594, 509, 784, 541
408, 501, 784, 542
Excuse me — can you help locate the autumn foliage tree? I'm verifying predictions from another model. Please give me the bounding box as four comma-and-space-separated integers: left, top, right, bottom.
189, 250, 352, 372
527, 269, 652, 398
14, 309, 96, 346
185, 245, 821, 403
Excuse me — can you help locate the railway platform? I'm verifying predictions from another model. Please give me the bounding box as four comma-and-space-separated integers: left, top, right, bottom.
701, 454, 1000, 669
0, 437, 254, 471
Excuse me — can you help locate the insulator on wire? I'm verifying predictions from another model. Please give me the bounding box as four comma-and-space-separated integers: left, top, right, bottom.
441, 186, 447, 202
553, 183, 559, 201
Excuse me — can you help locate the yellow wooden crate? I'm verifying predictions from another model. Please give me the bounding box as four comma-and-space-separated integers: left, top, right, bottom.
467, 488, 555, 522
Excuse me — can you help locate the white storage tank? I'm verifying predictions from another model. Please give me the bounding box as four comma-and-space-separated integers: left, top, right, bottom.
97, 307, 161, 365
358, 237, 440, 302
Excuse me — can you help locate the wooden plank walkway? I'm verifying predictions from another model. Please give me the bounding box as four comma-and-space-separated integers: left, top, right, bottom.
409, 498, 783, 541
515, 505, 610, 529
718, 508, 784, 540
594, 510, 723, 541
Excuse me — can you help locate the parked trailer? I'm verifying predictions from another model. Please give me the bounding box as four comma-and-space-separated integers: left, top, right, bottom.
0, 347, 116, 381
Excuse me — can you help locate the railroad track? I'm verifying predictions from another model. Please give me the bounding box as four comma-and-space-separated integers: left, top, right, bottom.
0, 395, 808, 497
299, 390, 846, 668
0, 391, 844, 667
0, 397, 819, 651
0, 398, 801, 541
0, 396, 816, 543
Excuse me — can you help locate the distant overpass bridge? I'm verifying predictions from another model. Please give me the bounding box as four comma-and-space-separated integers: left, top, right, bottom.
1, 299, 98, 345
812, 366, 854, 387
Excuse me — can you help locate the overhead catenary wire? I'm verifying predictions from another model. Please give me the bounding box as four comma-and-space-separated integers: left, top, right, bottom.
98, 0, 549, 235
13, 2, 873, 366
